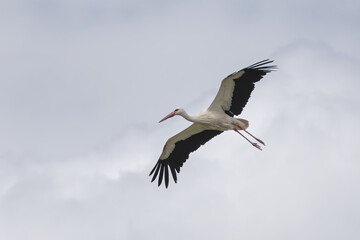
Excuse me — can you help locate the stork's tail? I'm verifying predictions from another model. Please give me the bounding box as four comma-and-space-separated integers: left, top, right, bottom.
235, 118, 249, 130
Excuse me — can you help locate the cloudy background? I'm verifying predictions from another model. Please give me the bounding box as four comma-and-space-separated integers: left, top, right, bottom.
1, 0, 360, 239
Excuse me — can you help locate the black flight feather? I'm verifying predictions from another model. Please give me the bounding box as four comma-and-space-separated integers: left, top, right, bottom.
150, 129, 222, 188
227, 59, 276, 116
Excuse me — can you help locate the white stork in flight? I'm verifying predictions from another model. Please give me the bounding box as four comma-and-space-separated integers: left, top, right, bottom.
150, 59, 276, 188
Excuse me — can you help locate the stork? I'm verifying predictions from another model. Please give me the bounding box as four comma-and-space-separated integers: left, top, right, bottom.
150, 59, 276, 188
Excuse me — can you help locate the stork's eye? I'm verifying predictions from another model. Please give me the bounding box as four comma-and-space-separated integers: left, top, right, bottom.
174, 108, 179, 112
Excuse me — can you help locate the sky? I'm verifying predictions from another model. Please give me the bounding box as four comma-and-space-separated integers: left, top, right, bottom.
1, 0, 360, 239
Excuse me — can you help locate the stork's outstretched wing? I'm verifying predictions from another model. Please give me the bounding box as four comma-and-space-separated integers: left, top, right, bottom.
149, 123, 222, 188
208, 59, 276, 116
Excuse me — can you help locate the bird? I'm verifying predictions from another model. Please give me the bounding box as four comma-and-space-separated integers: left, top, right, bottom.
149, 59, 276, 188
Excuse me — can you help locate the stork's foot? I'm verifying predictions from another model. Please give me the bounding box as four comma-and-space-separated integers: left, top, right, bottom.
242, 129, 265, 146
255, 138, 265, 146
252, 142, 262, 151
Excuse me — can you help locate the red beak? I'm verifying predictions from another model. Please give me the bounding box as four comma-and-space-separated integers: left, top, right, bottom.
159, 111, 175, 123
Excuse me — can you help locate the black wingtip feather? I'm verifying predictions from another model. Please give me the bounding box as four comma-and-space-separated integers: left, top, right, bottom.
149, 162, 158, 176
150, 162, 161, 182
158, 164, 164, 186
247, 59, 272, 67
246, 59, 277, 72
170, 165, 177, 183
164, 164, 169, 188
149, 160, 178, 187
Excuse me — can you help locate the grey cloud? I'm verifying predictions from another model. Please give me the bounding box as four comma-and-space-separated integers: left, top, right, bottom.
1, 1, 360, 240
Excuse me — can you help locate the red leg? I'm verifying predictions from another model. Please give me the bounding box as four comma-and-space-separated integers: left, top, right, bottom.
243, 129, 265, 146
234, 129, 262, 151
235, 123, 265, 146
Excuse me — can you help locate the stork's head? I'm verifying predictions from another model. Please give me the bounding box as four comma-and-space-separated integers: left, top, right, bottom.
159, 108, 184, 123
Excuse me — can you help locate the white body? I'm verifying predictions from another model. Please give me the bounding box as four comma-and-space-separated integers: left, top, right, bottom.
177, 108, 249, 131
159, 108, 249, 160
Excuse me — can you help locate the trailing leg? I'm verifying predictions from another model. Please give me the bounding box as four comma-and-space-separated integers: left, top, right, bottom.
235, 123, 265, 146
234, 129, 262, 151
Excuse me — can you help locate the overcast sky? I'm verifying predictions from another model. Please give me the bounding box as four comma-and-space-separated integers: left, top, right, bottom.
1, 0, 360, 239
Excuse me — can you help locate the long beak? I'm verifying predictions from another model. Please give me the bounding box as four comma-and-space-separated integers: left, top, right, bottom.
159, 111, 175, 123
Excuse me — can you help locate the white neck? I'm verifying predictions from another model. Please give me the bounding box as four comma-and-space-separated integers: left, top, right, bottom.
179, 110, 198, 123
